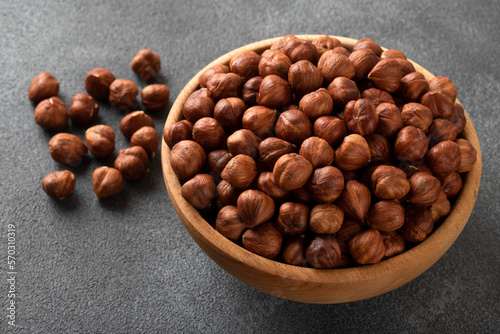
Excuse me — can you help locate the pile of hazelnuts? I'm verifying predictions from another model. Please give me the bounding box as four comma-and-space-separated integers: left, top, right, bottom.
31, 49, 169, 199
165, 35, 478, 269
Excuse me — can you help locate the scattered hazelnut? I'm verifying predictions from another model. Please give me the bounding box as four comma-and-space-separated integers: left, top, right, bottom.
400, 102, 433, 132
227, 129, 261, 159
393, 126, 428, 162
306, 235, 342, 269
375, 103, 404, 138
349, 49, 380, 81
130, 126, 159, 159
257, 74, 292, 108
327, 77, 360, 108
130, 49, 161, 81
275, 109, 312, 145
109, 79, 139, 110
237, 189, 275, 228
207, 72, 241, 100
229, 51, 261, 82
273, 153, 313, 191
181, 174, 216, 210
288, 60, 323, 97
367, 58, 402, 93
283, 38, 319, 63
317, 50, 355, 82
216, 180, 242, 208
141, 84, 170, 112
399, 205, 433, 243
336, 180, 371, 221
192, 117, 225, 151
49, 133, 88, 166
42, 170, 75, 199
380, 49, 406, 59
256, 171, 290, 202
169, 140, 206, 181
163, 120, 193, 148
426, 140, 461, 176
114, 146, 149, 181
398, 72, 429, 102
258, 49, 292, 79
282, 235, 306, 266
213, 97, 246, 132
312, 36, 341, 56
299, 88, 333, 119
381, 231, 406, 259
334, 134, 371, 170
199, 65, 230, 88
438, 172, 463, 198
34, 97, 68, 131
307, 166, 345, 203
69, 93, 99, 124
407, 172, 442, 206
215, 205, 247, 242
28, 72, 59, 102
420, 90, 454, 118
361, 88, 395, 107
309, 203, 344, 234
371, 165, 410, 199
221, 154, 257, 189
276, 202, 309, 236
313, 116, 347, 147
242, 106, 277, 139
366, 200, 405, 231
92, 167, 123, 198
119, 111, 154, 139
182, 92, 215, 123
84, 68, 116, 101
456, 138, 477, 173
85, 124, 115, 159
258, 137, 297, 170
241, 76, 262, 106
242, 222, 283, 259
428, 76, 457, 101
299, 136, 334, 168
348, 229, 385, 265
353, 38, 383, 56
344, 99, 379, 136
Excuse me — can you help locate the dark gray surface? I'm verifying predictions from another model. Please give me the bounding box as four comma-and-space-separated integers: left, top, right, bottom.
1, 0, 499, 333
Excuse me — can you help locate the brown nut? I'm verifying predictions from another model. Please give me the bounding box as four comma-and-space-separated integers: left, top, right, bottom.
381, 49, 406, 59
394, 126, 428, 162
270, 35, 299, 53
131, 49, 161, 81
84, 68, 116, 101
258, 49, 292, 80
242, 106, 278, 139
312, 36, 341, 56
192, 117, 225, 151
367, 58, 402, 93
237, 189, 276, 228
399, 205, 433, 243
258, 137, 297, 170
256, 171, 290, 202
375, 103, 404, 138
216, 180, 242, 208
92, 167, 123, 198
207, 72, 241, 100
28, 72, 59, 102
163, 120, 193, 148
257, 74, 292, 108
85, 124, 115, 159
428, 118, 458, 144
241, 76, 262, 106
447, 103, 467, 134
366, 200, 405, 231
348, 229, 385, 265
313, 116, 347, 147
119, 111, 154, 139
336, 219, 363, 253
282, 235, 307, 266
429, 76, 457, 101
456, 138, 477, 173
353, 38, 383, 56
34, 97, 68, 131
288, 60, 323, 97
407, 172, 442, 206
276, 202, 309, 236
309, 203, 344, 234
273, 153, 313, 191
429, 191, 451, 223
42, 170, 75, 200
141, 84, 170, 111
226, 129, 261, 159
381, 231, 406, 259
344, 99, 379, 136
349, 49, 380, 81
182, 93, 215, 123
426, 140, 461, 176
221, 154, 257, 189
317, 50, 355, 82
331, 46, 351, 57
242, 222, 283, 259
299, 88, 333, 119
49, 133, 88, 166
306, 235, 342, 269
438, 172, 462, 198
327, 77, 361, 108
401, 103, 433, 132
69, 93, 99, 124
361, 88, 395, 107
114, 146, 149, 181
307, 166, 345, 203
400, 162, 433, 179
109, 79, 139, 110
371, 165, 411, 200
275, 109, 312, 145
199, 65, 230, 88
336, 180, 371, 221
205, 149, 231, 182
215, 205, 247, 242
213, 97, 246, 132
398, 72, 429, 102
393, 58, 416, 76
299, 136, 334, 168
365, 134, 392, 165
420, 90, 454, 118
130, 126, 159, 159
181, 174, 216, 210
334, 134, 371, 170
170, 140, 206, 181
229, 51, 261, 82
283, 38, 319, 63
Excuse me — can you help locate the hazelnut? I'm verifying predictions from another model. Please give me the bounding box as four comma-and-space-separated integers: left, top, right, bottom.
34, 97, 68, 131
420, 90, 454, 118
307, 166, 345, 203
114, 146, 149, 181
361, 88, 395, 107
141, 84, 170, 112
381, 231, 406, 259
342, 169, 361, 182
317, 50, 355, 82
375, 103, 404, 138
276, 202, 309, 236
353, 38, 383, 56
199, 65, 230, 88
49, 133, 88, 166
84, 68, 116, 101
344, 99, 378, 136
336, 219, 363, 253
273, 153, 313, 191
205, 149, 232, 182
292, 186, 313, 204
170, 140, 206, 181
130, 126, 159, 159
28, 72, 59, 102
237, 189, 275, 228
282, 235, 306, 266
242, 106, 277, 139
381, 49, 406, 59
438, 172, 463, 198
257, 74, 292, 108
313, 116, 347, 147
393, 58, 416, 76
365, 134, 392, 165
400, 162, 433, 179
400, 103, 433, 132
270, 35, 298, 53
242, 222, 283, 259
181, 174, 216, 210
429, 76, 457, 101
258, 49, 292, 79
216, 180, 241, 208
213, 97, 246, 132
367, 58, 402, 93
426, 140, 461, 176
306, 235, 342, 269
398, 72, 429, 102
215, 205, 247, 242
109, 79, 139, 110
119, 111, 154, 139
394, 126, 428, 162
428, 118, 458, 144
275, 109, 312, 145
334, 134, 371, 170
327, 77, 361, 108
348, 229, 385, 265
42, 170, 75, 199
299, 88, 333, 119
366, 200, 405, 231
258, 137, 297, 170
229, 51, 261, 82
371, 165, 411, 200
192, 117, 225, 151
241, 76, 262, 106
163, 120, 193, 148
226, 129, 260, 159
429, 191, 451, 223
69, 93, 99, 124
312, 36, 341, 56
399, 205, 433, 243
283, 38, 319, 63
331, 46, 351, 57
447, 103, 466, 133
207, 72, 241, 100
299, 136, 334, 168
349, 49, 380, 81
92, 167, 123, 198
456, 138, 477, 173
288, 60, 323, 97
85, 124, 115, 159
256, 171, 290, 202
407, 172, 441, 206
130, 49, 161, 81
336, 180, 371, 221
221, 154, 257, 189
309, 203, 344, 234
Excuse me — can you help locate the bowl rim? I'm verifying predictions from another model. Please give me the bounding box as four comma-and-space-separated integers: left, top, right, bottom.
161, 35, 482, 302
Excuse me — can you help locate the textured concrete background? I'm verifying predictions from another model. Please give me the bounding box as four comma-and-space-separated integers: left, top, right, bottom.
1, 0, 499, 333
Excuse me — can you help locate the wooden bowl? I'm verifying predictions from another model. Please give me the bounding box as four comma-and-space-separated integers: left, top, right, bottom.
161, 35, 482, 304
